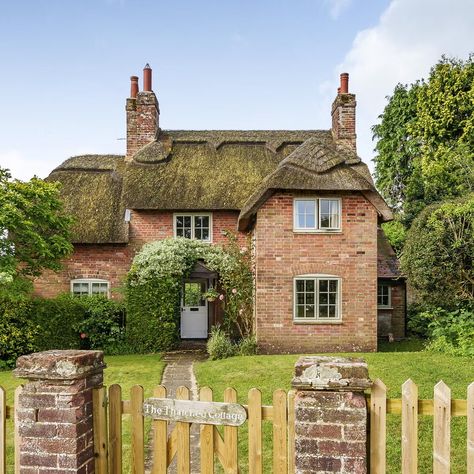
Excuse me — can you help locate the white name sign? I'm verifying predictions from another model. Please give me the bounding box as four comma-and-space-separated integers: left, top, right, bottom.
142, 398, 247, 426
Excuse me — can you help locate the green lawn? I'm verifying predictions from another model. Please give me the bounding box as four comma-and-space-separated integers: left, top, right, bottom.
0, 353, 165, 472
195, 339, 474, 474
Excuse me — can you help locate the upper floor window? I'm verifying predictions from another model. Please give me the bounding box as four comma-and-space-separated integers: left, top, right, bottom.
71, 279, 109, 298
293, 198, 341, 232
294, 276, 341, 322
377, 282, 391, 308
174, 213, 212, 242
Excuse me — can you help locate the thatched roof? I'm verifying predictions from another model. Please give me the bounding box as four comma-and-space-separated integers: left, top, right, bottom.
48, 130, 391, 243
48, 155, 129, 243
238, 137, 392, 230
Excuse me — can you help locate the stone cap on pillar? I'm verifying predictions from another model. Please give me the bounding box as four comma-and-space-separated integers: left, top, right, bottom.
14, 350, 106, 381
292, 355, 371, 391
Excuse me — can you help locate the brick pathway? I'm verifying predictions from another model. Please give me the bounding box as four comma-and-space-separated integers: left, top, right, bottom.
145, 348, 207, 473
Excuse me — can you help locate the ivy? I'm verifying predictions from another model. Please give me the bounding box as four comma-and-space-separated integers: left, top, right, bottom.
126, 233, 253, 352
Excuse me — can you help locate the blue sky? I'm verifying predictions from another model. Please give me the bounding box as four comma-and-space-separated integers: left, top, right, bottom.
1, 0, 473, 180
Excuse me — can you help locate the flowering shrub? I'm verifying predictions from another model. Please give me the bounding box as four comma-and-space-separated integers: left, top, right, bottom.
126, 233, 254, 351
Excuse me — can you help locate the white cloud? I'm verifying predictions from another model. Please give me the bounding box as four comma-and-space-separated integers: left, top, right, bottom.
325, 0, 353, 19
330, 0, 474, 170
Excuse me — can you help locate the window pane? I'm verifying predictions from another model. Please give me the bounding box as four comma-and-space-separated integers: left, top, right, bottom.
320, 280, 328, 292
184, 228, 192, 239
297, 293, 305, 305
306, 280, 315, 292
329, 280, 338, 292
328, 305, 336, 318
320, 293, 328, 305
329, 293, 337, 305
319, 305, 328, 318
201, 228, 209, 241
184, 282, 204, 306
194, 215, 209, 228
195, 228, 202, 240
320, 199, 340, 229
320, 215, 330, 228
306, 292, 314, 304
295, 200, 316, 229
306, 304, 315, 318
296, 280, 305, 292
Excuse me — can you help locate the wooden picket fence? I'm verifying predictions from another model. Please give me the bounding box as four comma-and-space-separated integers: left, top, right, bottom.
369, 379, 474, 474
0, 386, 21, 474
93, 384, 295, 474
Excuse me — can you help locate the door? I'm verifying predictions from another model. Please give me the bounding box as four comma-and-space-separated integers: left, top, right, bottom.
181, 280, 208, 339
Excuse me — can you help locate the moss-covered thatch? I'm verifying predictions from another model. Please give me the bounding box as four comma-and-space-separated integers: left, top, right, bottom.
48, 155, 128, 243
47, 130, 391, 243
238, 137, 393, 229
123, 130, 328, 210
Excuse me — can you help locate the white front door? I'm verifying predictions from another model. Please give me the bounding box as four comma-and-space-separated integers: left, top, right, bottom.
181, 280, 208, 339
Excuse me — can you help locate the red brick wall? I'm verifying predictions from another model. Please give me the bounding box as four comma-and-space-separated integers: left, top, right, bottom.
33, 210, 243, 299
377, 282, 406, 340
254, 191, 378, 353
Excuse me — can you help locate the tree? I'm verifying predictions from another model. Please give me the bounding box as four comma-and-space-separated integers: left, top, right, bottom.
401, 194, 474, 308
0, 168, 73, 282
373, 55, 474, 225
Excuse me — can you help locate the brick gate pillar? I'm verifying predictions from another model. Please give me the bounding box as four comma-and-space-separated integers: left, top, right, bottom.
14, 350, 106, 474
291, 356, 372, 474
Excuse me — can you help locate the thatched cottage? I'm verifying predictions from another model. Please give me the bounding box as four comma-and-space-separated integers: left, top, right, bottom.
34, 65, 405, 352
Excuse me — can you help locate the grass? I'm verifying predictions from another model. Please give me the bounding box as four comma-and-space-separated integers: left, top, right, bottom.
194, 339, 474, 474
0, 353, 165, 472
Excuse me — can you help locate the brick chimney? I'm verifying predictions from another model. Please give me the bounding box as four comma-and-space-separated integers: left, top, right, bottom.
331, 73, 356, 153
126, 64, 160, 159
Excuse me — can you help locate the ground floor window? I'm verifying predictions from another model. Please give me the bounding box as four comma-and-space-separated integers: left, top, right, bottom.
71, 279, 110, 297
294, 276, 341, 321
378, 282, 391, 308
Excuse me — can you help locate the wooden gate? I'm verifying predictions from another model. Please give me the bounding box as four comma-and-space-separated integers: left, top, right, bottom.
93, 384, 295, 474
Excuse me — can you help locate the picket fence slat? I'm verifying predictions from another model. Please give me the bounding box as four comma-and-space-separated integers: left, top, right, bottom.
131, 385, 145, 474
272, 389, 288, 474
200, 387, 214, 474
370, 378, 387, 474
109, 384, 122, 474
151, 385, 167, 474
167, 426, 178, 467
93, 387, 108, 474
0, 387, 5, 474
224, 387, 238, 474
402, 379, 418, 474
213, 426, 227, 468
14, 386, 21, 474
433, 381, 451, 474
176, 386, 191, 474
248, 388, 262, 474
468, 383, 474, 474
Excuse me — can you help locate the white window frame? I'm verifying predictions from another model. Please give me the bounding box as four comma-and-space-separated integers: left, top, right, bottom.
70, 279, 110, 298
293, 198, 342, 232
293, 275, 342, 323
173, 213, 213, 242
377, 282, 392, 309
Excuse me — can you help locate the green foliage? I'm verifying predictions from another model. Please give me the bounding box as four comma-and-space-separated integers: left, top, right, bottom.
238, 335, 258, 356
381, 220, 407, 255
31, 294, 84, 351
401, 194, 474, 307
0, 168, 73, 281
0, 291, 37, 368
72, 296, 126, 353
406, 303, 433, 338
373, 55, 474, 224
425, 307, 474, 357
126, 234, 254, 352
206, 326, 238, 360
126, 277, 181, 353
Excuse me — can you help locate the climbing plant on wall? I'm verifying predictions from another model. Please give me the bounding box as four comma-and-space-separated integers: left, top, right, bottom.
126, 233, 253, 352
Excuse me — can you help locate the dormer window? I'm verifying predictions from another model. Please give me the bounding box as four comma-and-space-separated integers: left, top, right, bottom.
293, 198, 341, 232
174, 213, 212, 242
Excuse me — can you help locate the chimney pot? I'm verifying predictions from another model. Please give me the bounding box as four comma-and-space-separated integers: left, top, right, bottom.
143, 64, 152, 92
130, 76, 139, 98
340, 73, 349, 94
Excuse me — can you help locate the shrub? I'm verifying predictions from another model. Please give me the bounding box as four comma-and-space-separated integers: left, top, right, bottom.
75, 296, 126, 353
401, 195, 474, 308
425, 306, 474, 357
207, 326, 238, 360
406, 303, 435, 338
0, 290, 37, 368
31, 294, 84, 351
238, 335, 258, 356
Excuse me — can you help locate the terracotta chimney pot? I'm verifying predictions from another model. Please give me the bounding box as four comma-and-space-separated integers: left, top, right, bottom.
130, 76, 139, 98
340, 73, 349, 94
143, 64, 152, 92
